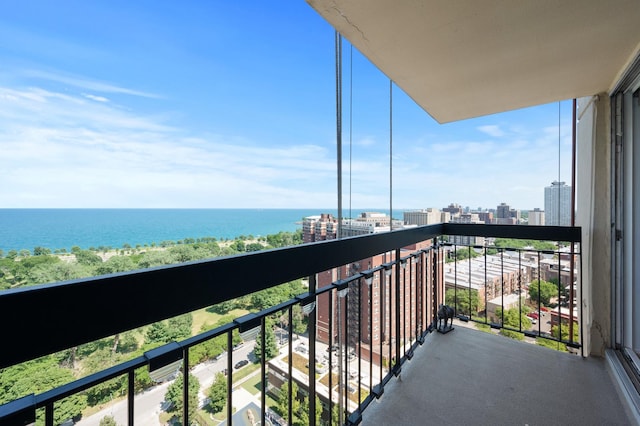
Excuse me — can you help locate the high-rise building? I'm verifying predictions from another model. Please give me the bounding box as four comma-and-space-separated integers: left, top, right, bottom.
495, 202, 520, 225
341, 212, 405, 237
404, 208, 442, 226
544, 181, 571, 226
528, 208, 545, 226
450, 213, 485, 246
442, 203, 463, 217
316, 239, 438, 366
302, 214, 337, 243
496, 203, 511, 219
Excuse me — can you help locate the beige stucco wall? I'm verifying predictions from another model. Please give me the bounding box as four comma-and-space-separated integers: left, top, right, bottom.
576, 93, 612, 356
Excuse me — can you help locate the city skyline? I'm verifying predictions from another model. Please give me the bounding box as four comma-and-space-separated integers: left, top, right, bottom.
1, 1, 573, 210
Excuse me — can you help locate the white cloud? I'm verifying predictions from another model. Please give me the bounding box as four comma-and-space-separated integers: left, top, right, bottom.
24, 69, 161, 99
0, 84, 337, 208
0, 74, 575, 211
477, 124, 505, 137
83, 93, 109, 102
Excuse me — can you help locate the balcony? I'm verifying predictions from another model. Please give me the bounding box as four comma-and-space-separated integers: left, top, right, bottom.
3, 222, 630, 426
361, 324, 631, 425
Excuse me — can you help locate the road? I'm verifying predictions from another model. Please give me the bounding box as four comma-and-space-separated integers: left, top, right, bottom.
76, 341, 256, 426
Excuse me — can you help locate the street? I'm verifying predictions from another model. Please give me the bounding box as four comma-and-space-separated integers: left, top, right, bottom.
76, 340, 256, 426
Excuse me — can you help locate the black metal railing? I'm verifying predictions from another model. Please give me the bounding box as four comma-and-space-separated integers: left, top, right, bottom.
0, 223, 581, 425
443, 239, 582, 353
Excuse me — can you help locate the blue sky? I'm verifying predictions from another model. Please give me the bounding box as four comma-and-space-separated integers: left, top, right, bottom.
0, 1, 573, 211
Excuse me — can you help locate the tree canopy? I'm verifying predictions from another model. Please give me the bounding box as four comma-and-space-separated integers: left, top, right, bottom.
445, 288, 480, 316
0, 229, 305, 419
254, 318, 279, 361
208, 372, 227, 413
528, 279, 558, 306
165, 373, 200, 424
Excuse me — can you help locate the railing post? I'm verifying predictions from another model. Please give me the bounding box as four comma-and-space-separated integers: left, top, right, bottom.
182, 347, 189, 426
128, 370, 134, 426
287, 307, 293, 426
45, 402, 53, 426
393, 248, 401, 376
308, 273, 318, 426
260, 316, 266, 426
227, 330, 233, 426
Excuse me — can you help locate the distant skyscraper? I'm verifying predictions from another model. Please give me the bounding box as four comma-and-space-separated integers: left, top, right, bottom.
528, 208, 545, 226
495, 202, 520, 225
496, 203, 511, 219
450, 213, 485, 246
404, 208, 441, 226
544, 181, 571, 226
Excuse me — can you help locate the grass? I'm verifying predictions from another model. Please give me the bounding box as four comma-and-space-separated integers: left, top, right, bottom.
282, 353, 309, 375
232, 362, 261, 382
192, 308, 250, 335
209, 405, 237, 423
349, 386, 370, 404
319, 372, 340, 388
240, 373, 263, 395
475, 323, 492, 333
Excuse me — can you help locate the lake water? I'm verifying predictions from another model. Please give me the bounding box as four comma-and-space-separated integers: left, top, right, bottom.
0, 208, 404, 253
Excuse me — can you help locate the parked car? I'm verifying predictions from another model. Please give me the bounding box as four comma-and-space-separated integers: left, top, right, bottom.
234, 360, 249, 369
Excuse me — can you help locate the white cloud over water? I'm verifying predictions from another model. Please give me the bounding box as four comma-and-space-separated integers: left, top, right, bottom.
0, 79, 340, 208
0, 66, 574, 210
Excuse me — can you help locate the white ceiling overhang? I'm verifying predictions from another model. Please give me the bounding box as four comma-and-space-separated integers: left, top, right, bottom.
307, 0, 640, 123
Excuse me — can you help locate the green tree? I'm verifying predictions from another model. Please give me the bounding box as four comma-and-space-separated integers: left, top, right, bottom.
299, 394, 323, 426
75, 249, 103, 266
446, 248, 480, 263
165, 373, 200, 424
168, 245, 206, 263
528, 279, 558, 306
99, 415, 119, 426
231, 240, 246, 252
33, 246, 51, 256
210, 299, 237, 315
208, 372, 227, 413
167, 313, 193, 341
28, 261, 90, 285
0, 357, 87, 424
445, 288, 479, 316
246, 242, 264, 252
96, 256, 135, 275
551, 323, 579, 342
495, 307, 530, 340
277, 381, 302, 422
291, 304, 308, 335
146, 321, 170, 345
254, 318, 279, 360
493, 238, 557, 251
137, 250, 174, 268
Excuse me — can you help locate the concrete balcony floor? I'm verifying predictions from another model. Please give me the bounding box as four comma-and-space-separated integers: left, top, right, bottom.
361, 324, 634, 426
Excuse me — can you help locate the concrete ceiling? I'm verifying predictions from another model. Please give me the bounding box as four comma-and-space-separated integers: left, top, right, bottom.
307, 0, 640, 123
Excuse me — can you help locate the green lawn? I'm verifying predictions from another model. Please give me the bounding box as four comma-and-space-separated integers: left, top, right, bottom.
240, 373, 263, 395
232, 362, 261, 382
192, 308, 250, 334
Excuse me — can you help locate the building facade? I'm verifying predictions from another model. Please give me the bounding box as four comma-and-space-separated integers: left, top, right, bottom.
302, 214, 338, 243
450, 213, 485, 246
403, 208, 442, 226
528, 208, 545, 226
544, 181, 571, 226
